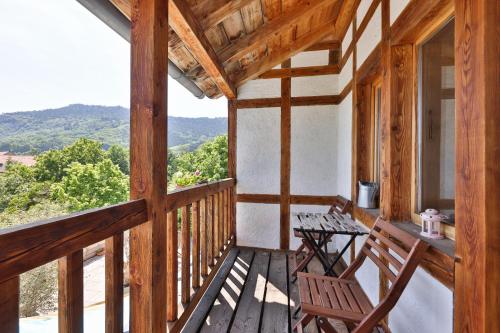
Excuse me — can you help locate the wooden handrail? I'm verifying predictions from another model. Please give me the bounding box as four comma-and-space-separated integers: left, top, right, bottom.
165, 178, 235, 212
0, 199, 148, 283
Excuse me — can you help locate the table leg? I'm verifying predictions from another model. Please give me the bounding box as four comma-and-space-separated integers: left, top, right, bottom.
324, 235, 356, 276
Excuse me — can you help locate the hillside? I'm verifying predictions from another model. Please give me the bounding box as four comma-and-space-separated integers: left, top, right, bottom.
0, 104, 227, 154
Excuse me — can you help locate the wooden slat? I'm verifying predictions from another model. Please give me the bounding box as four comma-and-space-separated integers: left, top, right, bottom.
192, 201, 200, 289
362, 248, 396, 283
223, 189, 229, 244
261, 252, 289, 332
376, 219, 416, 248
455, 0, 500, 332
339, 283, 361, 313
105, 234, 123, 333
308, 277, 322, 306
166, 178, 235, 212
200, 249, 254, 332
371, 230, 408, 260
231, 251, 271, 331
169, 0, 236, 98
228, 100, 237, 241
58, 250, 84, 333
281, 58, 291, 251
207, 196, 214, 267
129, 0, 169, 329
0, 200, 147, 283
219, 191, 224, 251
200, 198, 208, 277
219, 0, 337, 65
213, 194, 220, 259
167, 210, 178, 321
366, 238, 402, 271
0, 276, 19, 333
258, 65, 340, 79
181, 205, 191, 304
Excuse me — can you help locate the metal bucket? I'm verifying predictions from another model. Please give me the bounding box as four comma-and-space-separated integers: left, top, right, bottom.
357, 181, 379, 208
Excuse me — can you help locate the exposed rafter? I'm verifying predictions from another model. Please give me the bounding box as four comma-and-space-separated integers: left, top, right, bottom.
169, 0, 237, 99
192, 0, 250, 30
218, 0, 338, 65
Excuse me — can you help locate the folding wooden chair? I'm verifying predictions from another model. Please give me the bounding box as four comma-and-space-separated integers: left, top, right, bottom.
295, 217, 429, 333
293, 196, 352, 262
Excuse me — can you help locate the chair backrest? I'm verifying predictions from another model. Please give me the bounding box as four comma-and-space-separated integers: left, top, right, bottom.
328, 196, 352, 215
340, 217, 429, 333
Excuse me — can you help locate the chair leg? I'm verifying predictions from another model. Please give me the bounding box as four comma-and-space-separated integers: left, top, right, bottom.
295, 242, 306, 255
316, 317, 339, 333
293, 314, 314, 332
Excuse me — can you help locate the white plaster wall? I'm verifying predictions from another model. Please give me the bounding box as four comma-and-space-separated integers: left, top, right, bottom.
356, 0, 372, 25
390, 0, 411, 25
291, 105, 337, 196
335, 92, 353, 199
291, 50, 329, 67
236, 107, 280, 194
238, 79, 281, 98
236, 203, 280, 249
390, 268, 453, 333
292, 75, 338, 96
357, 4, 382, 67
339, 54, 353, 91
342, 24, 353, 57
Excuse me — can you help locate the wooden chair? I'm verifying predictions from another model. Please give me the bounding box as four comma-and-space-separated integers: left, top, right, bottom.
295, 217, 429, 333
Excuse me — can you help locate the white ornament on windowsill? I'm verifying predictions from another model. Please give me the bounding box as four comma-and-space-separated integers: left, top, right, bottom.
419, 208, 447, 240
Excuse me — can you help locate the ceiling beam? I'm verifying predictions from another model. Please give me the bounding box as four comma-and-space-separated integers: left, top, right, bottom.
192, 0, 250, 30
169, 0, 237, 99
218, 0, 338, 65
305, 40, 341, 51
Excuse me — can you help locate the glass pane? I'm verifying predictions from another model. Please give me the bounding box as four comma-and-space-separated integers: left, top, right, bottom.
419, 19, 455, 221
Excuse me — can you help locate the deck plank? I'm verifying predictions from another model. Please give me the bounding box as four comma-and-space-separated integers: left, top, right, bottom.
261, 252, 289, 332
230, 251, 271, 332
201, 249, 255, 332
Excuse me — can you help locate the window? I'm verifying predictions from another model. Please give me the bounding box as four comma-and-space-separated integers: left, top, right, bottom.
417, 19, 455, 222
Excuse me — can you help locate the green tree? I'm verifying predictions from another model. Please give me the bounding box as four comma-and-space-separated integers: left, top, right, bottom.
107, 145, 130, 174
34, 138, 105, 182
52, 159, 129, 211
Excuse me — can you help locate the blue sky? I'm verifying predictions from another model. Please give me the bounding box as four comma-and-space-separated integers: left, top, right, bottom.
0, 0, 227, 117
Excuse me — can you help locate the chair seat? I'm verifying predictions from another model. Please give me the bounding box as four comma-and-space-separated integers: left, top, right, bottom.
297, 272, 373, 323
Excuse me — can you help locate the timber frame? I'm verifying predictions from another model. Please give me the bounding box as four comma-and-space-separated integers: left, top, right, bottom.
0, 0, 498, 333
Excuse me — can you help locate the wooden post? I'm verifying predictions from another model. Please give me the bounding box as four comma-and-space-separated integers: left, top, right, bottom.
207, 196, 214, 266
454, 1, 500, 332
280, 58, 291, 250
0, 276, 19, 333
192, 201, 200, 289
181, 205, 191, 304
129, 0, 169, 330
228, 99, 237, 241
351, 17, 358, 203
200, 198, 208, 277
213, 193, 220, 258
105, 234, 124, 333
166, 210, 178, 321
58, 250, 84, 333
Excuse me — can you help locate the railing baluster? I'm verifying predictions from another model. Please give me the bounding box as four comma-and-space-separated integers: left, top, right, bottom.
192, 201, 200, 289
213, 193, 220, 258
207, 196, 214, 267
220, 191, 225, 250
181, 205, 191, 304
166, 210, 178, 321
200, 198, 208, 278
224, 189, 229, 244
105, 234, 123, 333
0, 276, 19, 333
58, 250, 84, 333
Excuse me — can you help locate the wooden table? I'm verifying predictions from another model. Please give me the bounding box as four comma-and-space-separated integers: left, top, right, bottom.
292, 211, 368, 277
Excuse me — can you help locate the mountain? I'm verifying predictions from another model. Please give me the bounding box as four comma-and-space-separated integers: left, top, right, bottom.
0, 104, 227, 154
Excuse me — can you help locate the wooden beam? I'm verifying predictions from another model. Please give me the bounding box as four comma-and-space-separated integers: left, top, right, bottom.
0, 277, 19, 333
305, 39, 341, 51
280, 59, 291, 250
228, 100, 237, 240
169, 0, 237, 98
235, 95, 342, 109
236, 194, 281, 204
58, 250, 84, 333
218, 0, 337, 65
129, 0, 169, 330
105, 234, 124, 333
193, 0, 249, 30
334, 0, 362, 42
290, 195, 339, 205
258, 65, 340, 79
454, 0, 500, 332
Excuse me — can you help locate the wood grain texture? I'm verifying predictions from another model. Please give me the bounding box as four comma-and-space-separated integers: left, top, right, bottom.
207, 196, 214, 267
237, 193, 281, 204
166, 210, 178, 321
181, 205, 191, 304
281, 59, 291, 250
0, 276, 19, 333
192, 201, 200, 289
58, 250, 84, 333
235, 95, 342, 109
258, 65, 340, 79
200, 198, 208, 277
129, 0, 169, 330
105, 234, 124, 333
454, 0, 500, 332
0, 200, 147, 283
169, 0, 236, 98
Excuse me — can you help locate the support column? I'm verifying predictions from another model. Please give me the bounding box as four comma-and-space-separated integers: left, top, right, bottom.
280, 59, 291, 250
129, 0, 169, 331
228, 100, 237, 240
454, 1, 500, 332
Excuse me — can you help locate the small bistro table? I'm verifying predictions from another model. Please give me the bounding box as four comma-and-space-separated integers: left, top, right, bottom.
292, 211, 368, 277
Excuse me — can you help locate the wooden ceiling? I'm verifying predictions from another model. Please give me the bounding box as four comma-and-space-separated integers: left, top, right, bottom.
110, 0, 356, 98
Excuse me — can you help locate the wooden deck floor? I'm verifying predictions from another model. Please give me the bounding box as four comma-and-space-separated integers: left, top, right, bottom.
181, 247, 348, 333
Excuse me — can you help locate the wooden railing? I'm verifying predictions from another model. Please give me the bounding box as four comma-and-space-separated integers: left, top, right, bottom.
0, 178, 236, 333
165, 178, 236, 331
